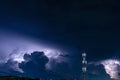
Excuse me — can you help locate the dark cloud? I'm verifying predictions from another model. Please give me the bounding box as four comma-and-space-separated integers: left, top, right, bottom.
19, 51, 49, 78
48, 59, 70, 77
88, 64, 110, 80
0, 51, 71, 79
0, 59, 21, 76
18, 51, 81, 79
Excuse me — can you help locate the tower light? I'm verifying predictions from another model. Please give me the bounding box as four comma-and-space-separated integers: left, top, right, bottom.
82, 52, 87, 80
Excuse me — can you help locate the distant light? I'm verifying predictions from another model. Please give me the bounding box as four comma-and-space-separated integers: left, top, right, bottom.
82, 53, 86, 57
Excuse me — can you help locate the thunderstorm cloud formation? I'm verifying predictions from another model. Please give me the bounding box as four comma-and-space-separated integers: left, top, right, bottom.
0, 32, 120, 80
19, 51, 49, 78
0, 0, 120, 80
89, 59, 120, 80
0, 32, 72, 78
101, 59, 120, 80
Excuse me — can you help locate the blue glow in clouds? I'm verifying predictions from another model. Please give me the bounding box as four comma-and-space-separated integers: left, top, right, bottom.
0, 31, 67, 72
101, 59, 120, 80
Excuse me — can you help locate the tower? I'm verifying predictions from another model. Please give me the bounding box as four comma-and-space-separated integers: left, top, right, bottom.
82, 52, 87, 80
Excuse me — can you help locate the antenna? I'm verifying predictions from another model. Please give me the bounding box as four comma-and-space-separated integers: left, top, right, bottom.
82, 52, 87, 80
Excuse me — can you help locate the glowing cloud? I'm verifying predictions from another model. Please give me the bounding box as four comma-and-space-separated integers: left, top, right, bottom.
0, 32, 63, 62
0, 32, 67, 72
101, 59, 120, 80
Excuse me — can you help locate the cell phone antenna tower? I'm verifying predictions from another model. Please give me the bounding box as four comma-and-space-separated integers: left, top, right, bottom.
82, 52, 87, 80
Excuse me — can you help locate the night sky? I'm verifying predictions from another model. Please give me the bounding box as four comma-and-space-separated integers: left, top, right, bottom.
0, 0, 120, 80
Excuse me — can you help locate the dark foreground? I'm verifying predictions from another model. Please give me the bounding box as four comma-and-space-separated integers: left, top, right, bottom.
0, 76, 39, 80
0, 76, 81, 80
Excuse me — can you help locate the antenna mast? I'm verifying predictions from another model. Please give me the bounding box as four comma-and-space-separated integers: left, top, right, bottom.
82, 52, 87, 80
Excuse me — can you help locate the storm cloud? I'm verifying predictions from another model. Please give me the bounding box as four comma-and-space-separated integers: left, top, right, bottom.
0, 50, 118, 80
0, 59, 21, 76
18, 51, 73, 79
19, 51, 49, 78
